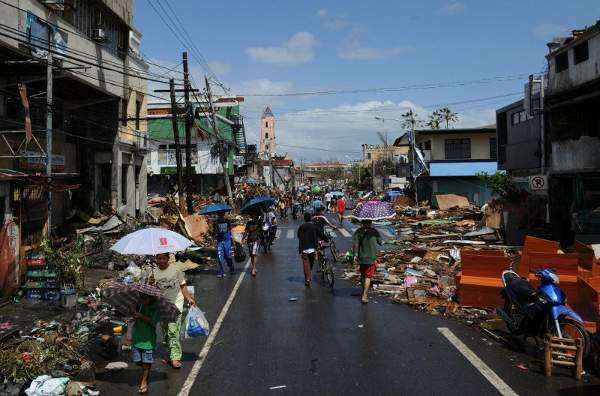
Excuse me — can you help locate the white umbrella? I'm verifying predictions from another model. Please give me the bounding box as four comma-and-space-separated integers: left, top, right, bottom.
110, 227, 194, 255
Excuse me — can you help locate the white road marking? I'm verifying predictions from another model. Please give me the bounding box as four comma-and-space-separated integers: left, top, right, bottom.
276, 229, 281, 238
286, 229, 295, 239
269, 385, 287, 390
179, 259, 251, 395
437, 327, 518, 396
338, 227, 351, 238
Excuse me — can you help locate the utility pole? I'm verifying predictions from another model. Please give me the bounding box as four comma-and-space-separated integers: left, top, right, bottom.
410, 126, 419, 205
182, 52, 193, 213
44, 22, 53, 238
169, 78, 185, 213
204, 76, 232, 199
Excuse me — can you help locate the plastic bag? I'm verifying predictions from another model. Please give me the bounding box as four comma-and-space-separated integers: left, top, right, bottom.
183, 306, 210, 338
25, 375, 69, 396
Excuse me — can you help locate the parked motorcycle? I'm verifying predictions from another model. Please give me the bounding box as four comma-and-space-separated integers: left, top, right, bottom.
497, 268, 590, 356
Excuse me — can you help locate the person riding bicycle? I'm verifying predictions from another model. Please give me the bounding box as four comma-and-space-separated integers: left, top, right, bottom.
312, 206, 337, 262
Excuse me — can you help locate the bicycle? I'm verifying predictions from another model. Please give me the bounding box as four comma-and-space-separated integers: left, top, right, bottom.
318, 239, 336, 291
324, 227, 339, 262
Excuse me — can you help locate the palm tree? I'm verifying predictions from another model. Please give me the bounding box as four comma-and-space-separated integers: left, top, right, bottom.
437, 107, 459, 129
400, 109, 422, 132
427, 110, 442, 129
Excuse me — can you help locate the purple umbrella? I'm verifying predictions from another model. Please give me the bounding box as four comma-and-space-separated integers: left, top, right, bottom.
101, 281, 181, 322
352, 200, 396, 221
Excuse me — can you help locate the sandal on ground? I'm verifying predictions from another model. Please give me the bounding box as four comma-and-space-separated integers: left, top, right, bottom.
138, 385, 148, 394
361, 297, 369, 304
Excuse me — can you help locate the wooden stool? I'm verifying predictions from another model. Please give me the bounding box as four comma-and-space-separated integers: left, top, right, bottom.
544, 336, 584, 380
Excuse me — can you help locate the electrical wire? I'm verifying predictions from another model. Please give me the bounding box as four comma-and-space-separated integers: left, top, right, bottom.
0, 5, 179, 82
0, 25, 177, 85
146, 0, 230, 94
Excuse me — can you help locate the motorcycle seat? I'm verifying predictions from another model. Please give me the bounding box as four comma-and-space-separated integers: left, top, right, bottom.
507, 277, 537, 304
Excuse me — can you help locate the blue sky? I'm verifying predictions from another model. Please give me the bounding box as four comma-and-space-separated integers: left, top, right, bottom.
135, 0, 600, 161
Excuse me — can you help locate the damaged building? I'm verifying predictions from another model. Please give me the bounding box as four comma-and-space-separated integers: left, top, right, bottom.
0, 0, 149, 292
544, 21, 600, 245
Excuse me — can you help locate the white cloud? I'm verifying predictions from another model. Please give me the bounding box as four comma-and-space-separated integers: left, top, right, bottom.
316, 9, 352, 31
207, 60, 231, 75
338, 31, 413, 60
255, 100, 496, 161
532, 23, 569, 40
439, 2, 467, 15
245, 32, 318, 65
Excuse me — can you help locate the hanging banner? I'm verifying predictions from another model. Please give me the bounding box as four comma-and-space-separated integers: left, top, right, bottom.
17, 83, 32, 142
25, 11, 68, 59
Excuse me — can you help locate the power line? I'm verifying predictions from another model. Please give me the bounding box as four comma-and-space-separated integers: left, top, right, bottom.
277, 143, 362, 154
0, 4, 178, 82
235, 75, 529, 98
0, 25, 177, 85
145, 0, 228, 94
241, 92, 521, 122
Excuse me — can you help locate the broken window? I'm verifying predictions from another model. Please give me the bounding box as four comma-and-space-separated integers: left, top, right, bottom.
555, 52, 569, 72
444, 138, 471, 160
135, 99, 141, 130
121, 98, 128, 126
574, 41, 589, 64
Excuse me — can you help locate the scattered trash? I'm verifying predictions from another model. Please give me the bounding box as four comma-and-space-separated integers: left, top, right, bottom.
515, 363, 529, 372
105, 361, 128, 371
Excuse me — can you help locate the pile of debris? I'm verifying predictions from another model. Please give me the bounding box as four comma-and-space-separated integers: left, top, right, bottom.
343, 194, 510, 322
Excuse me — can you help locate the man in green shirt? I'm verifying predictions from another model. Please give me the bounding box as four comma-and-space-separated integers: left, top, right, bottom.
352, 219, 382, 304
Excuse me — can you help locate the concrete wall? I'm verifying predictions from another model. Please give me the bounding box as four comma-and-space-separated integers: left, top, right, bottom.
551, 135, 600, 172
101, 0, 135, 26
0, 1, 134, 99
548, 32, 600, 94
362, 145, 409, 165
497, 102, 542, 172
147, 141, 223, 176
418, 132, 495, 161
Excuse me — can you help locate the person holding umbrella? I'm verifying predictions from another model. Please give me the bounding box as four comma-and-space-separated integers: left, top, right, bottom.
200, 203, 235, 277
130, 292, 160, 394
352, 219, 382, 304
151, 253, 196, 368
214, 211, 235, 277
243, 213, 262, 277
109, 228, 197, 369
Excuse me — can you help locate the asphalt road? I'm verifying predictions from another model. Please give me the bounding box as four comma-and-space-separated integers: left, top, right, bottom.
97, 215, 600, 396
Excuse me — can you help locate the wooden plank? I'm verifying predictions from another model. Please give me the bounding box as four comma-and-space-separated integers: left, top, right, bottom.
551, 360, 576, 366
